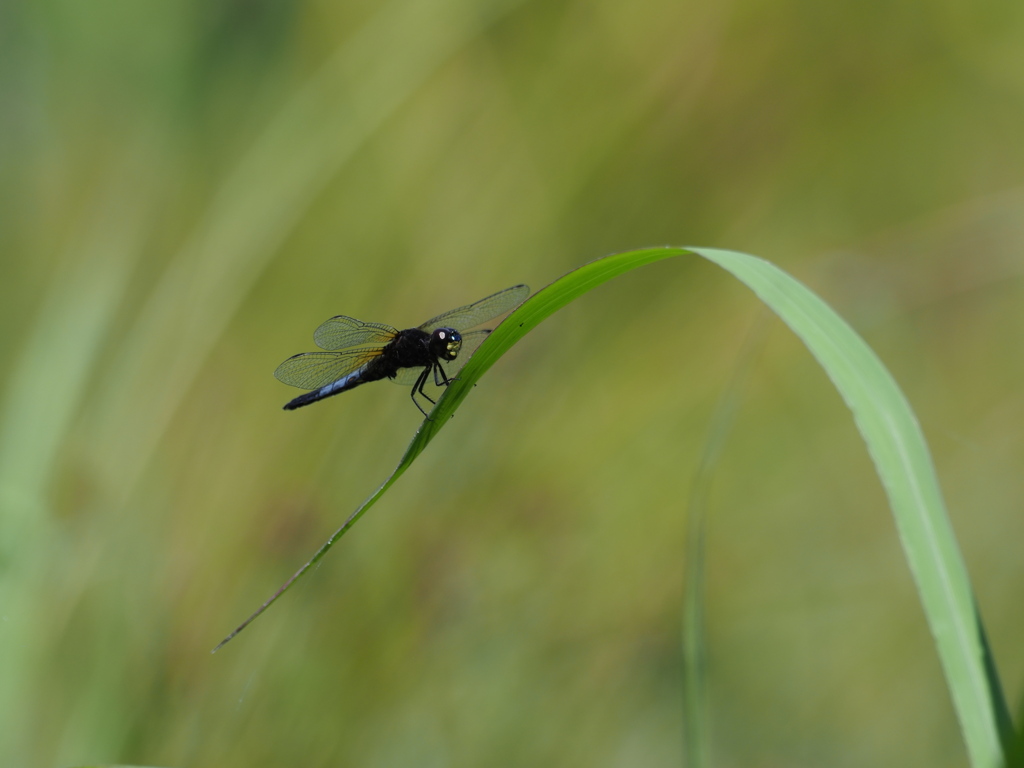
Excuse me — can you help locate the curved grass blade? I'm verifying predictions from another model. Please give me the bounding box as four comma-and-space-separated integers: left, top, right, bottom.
213, 247, 687, 652
215, 247, 1008, 768
689, 248, 1009, 768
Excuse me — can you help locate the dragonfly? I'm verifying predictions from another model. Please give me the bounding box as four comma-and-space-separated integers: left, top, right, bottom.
275, 284, 529, 417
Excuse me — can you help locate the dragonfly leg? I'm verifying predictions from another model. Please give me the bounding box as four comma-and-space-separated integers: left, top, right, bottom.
411, 366, 434, 418
417, 369, 438, 405
434, 361, 453, 388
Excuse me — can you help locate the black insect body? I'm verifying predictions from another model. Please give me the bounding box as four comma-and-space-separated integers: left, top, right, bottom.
275, 285, 529, 417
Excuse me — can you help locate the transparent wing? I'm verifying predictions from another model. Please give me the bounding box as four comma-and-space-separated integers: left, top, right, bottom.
313, 316, 398, 350
419, 284, 529, 333
274, 348, 385, 390
391, 365, 427, 386
391, 329, 490, 386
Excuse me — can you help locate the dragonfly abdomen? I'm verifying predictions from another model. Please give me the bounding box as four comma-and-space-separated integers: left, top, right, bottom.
282, 368, 371, 410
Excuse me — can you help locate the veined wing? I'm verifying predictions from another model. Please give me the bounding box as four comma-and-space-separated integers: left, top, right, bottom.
392, 329, 491, 385
275, 347, 385, 390
313, 316, 398, 351
419, 284, 529, 333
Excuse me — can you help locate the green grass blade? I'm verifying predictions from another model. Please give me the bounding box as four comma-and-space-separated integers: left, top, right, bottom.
682, 316, 770, 768
214, 247, 686, 651
689, 247, 1009, 768
217, 245, 1008, 768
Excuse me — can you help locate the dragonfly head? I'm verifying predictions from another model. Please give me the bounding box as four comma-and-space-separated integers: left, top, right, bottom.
431, 327, 462, 361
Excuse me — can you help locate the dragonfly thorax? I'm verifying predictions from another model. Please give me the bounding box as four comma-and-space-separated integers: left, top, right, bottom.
430, 327, 462, 361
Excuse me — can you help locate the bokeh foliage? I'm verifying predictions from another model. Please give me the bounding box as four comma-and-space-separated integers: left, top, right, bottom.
1, 1, 1023, 766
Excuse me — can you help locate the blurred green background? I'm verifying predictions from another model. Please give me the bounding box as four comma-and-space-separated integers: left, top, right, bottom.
2, 0, 1023, 765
